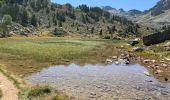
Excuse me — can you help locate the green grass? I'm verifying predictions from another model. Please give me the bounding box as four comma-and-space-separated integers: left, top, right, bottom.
165, 54, 170, 60
0, 65, 25, 89
27, 86, 52, 98
0, 37, 107, 76
0, 37, 104, 62
0, 64, 65, 100
52, 94, 66, 100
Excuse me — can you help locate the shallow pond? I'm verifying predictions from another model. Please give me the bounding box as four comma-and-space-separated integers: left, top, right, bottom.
24, 63, 170, 100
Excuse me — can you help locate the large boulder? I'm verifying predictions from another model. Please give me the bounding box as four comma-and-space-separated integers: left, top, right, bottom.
128, 39, 140, 46
164, 42, 170, 51
165, 42, 170, 47
143, 29, 170, 46
8, 23, 35, 36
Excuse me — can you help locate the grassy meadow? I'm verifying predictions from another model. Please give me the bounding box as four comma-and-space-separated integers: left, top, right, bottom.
0, 37, 104, 62
1, 36, 169, 77
0, 37, 110, 76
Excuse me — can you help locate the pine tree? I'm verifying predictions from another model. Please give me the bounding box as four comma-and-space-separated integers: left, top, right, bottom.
58, 21, 62, 27
91, 27, 94, 34
21, 9, 29, 26
99, 29, 103, 38
0, 15, 12, 38
31, 14, 37, 27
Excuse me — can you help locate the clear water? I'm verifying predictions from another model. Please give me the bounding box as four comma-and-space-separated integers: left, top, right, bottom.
24, 63, 170, 100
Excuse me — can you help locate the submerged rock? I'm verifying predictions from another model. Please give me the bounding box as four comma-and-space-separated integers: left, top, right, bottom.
144, 71, 150, 76
145, 80, 153, 82
115, 61, 120, 65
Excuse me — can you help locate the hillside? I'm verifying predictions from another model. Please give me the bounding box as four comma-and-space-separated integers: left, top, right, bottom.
102, 6, 142, 22
138, 0, 170, 28
0, 0, 152, 38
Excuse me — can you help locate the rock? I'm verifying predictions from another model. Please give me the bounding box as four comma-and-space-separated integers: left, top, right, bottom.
143, 59, 151, 63
125, 60, 130, 64
154, 84, 166, 88
120, 45, 124, 48
121, 54, 125, 57
143, 30, 170, 46
154, 71, 159, 74
151, 60, 156, 63
110, 56, 118, 59
156, 70, 163, 73
106, 59, 113, 63
128, 39, 139, 46
164, 42, 170, 47
144, 71, 150, 76
164, 78, 168, 82
121, 58, 130, 64
165, 47, 170, 51
161, 90, 169, 95
90, 92, 96, 96
164, 42, 170, 51
154, 65, 160, 70
160, 60, 165, 63
145, 80, 153, 82
115, 61, 120, 65
162, 64, 168, 68
133, 47, 144, 52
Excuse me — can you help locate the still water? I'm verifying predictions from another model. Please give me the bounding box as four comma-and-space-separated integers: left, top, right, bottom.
25, 63, 170, 100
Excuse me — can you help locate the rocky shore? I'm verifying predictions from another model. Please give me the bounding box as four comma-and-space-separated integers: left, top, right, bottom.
105, 51, 170, 83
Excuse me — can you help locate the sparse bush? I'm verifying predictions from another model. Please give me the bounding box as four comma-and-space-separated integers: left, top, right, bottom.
0, 89, 2, 98
27, 86, 52, 98
31, 14, 37, 27
52, 28, 66, 36
52, 94, 65, 100
104, 36, 111, 39
0, 15, 12, 38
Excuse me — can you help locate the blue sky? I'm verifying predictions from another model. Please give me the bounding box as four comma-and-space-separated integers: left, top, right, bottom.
51, 0, 160, 11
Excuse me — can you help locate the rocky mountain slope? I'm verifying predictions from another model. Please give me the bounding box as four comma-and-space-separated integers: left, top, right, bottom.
102, 6, 142, 22
0, 0, 152, 38
137, 0, 170, 28
103, 0, 170, 29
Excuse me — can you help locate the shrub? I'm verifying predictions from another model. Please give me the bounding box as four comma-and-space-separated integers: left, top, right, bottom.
52, 94, 65, 100
0, 89, 2, 98
0, 15, 12, 38
27, 86, 52, 98
52, 28, 67, 36
104, 36, 111, 39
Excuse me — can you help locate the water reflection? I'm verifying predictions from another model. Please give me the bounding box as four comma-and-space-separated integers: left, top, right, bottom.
25, 63, 170, 100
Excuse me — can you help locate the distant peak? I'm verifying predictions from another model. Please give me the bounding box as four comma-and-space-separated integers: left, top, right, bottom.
102, 6, 116, 10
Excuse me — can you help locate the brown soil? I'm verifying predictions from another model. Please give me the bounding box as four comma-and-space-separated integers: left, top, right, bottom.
0, 72, 18, 100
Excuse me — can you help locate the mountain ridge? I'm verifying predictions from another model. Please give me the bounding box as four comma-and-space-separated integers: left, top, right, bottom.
0, 0, 152, 38
102, 6, 143, 22
137, 0, 170, 28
